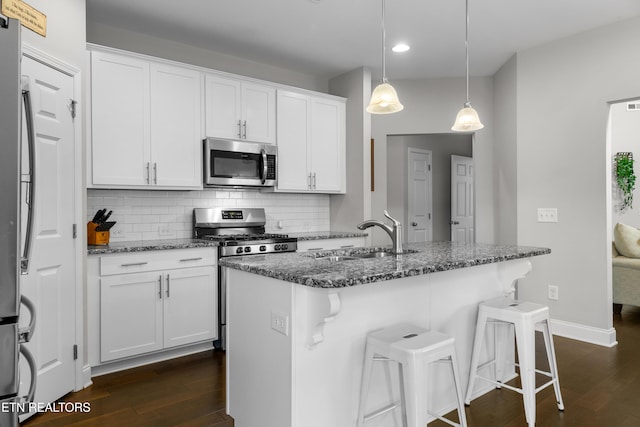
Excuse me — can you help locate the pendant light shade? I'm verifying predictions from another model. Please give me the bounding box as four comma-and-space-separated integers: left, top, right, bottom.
367, 81, 404, 114
452, 0, 483, 131
367, 0, 403, 115
452, 102, 484, 131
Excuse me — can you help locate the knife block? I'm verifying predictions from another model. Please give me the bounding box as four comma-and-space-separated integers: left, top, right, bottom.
87, 221, 110, 245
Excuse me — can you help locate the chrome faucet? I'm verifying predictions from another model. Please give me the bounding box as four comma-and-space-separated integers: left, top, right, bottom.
357, 210, 404, 254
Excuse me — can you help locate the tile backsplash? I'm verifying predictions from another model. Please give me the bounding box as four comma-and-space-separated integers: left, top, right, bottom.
87, 189, 330, 242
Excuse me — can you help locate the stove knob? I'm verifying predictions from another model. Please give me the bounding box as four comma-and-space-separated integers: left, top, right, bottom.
244, 247, 251, 253
259, 245, 267, 252
235, 247, 244, 254
274, 244, 281, 250
282, 244, 288, 250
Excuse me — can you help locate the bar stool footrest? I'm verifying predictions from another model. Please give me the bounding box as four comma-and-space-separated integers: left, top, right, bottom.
362, 402, 401, 423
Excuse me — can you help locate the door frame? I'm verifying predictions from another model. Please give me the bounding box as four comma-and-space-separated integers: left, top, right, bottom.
407, 147, 433, 243
22, 44, 86, 391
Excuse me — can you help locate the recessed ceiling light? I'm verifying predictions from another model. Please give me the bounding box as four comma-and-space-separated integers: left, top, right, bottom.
392, 44, 410, 53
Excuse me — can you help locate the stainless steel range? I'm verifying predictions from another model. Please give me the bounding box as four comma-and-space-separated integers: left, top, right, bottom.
193, 207, 297, 348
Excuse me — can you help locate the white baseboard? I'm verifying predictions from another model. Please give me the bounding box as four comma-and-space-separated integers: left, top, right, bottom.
90, 342, 214, 377
82, 364, 93, 389
548, 318, 618, 347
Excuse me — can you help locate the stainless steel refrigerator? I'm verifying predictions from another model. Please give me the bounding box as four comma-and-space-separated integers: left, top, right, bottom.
0, 16, 37, 427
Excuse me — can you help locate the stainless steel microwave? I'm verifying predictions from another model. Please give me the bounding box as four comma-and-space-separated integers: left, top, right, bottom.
203, 138, 277, 188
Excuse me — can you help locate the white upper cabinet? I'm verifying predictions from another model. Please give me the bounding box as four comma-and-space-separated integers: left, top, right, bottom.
276, 90, 346, 193
90, 49, 203, 189
150, 63, 202, 188
205, 74, 276, 144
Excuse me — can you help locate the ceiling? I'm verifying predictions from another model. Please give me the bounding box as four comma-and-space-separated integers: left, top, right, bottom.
86, 0, 640, 81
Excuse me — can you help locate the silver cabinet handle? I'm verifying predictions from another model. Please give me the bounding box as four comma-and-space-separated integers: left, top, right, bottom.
312, 172, 317, 189
340, 245, 354, 248
180, 257, 203, 262
121, 262, 149, 267
308, 173, 312, 189
21, 78, 36, 275
166, 274, 170, 298
449, 220, 460, 225
412, 222, 418, 226
154, 162, 158, 184
242, 120, 247, 139
146, 162, 150, 184
307, 247, 323, 251
158, 275, 162, 299
237, 120, 242, 138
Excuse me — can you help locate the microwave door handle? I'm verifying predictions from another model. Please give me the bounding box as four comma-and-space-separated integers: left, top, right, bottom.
21, 77, 36, 275
260, 148, 268, 184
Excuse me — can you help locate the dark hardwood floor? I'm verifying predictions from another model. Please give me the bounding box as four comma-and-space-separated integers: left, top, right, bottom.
23, 305, 640, 426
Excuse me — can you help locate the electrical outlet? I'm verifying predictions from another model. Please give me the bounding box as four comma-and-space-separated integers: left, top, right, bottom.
110, 229, 124, 237
158, 225, 172, 236
271, 311, 289, 336
537, 208, 558, 223
548, 285, 559, 301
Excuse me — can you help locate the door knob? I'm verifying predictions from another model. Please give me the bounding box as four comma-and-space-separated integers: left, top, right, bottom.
411, 222, 418, 226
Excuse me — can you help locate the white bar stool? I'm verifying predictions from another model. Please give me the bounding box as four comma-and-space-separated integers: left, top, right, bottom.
465, 298, 565, 427
357, 323, 467, 427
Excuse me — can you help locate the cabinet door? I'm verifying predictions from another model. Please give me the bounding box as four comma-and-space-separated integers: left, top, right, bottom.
204, 74, 242, 140
91, 51, 150, 186
310, 97, 345, 193
163, 266, 217, 348
242, 82, 276, 144
100, 272, 163, 362
276, 91, 310, 191
150, 64, 202, 188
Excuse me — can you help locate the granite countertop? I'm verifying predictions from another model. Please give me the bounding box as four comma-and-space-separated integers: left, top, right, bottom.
86, 232, 365, 255
288, 231, 367, 241
87, 238, 219, 255
218, 241, 551, 289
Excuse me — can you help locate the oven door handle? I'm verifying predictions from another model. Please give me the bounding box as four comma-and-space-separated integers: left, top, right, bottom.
260, 148, 268, 184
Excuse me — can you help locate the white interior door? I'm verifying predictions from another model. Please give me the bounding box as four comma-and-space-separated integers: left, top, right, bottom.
407, 148, 432, 243
450, 155, 474, 243
19, 55, 76, 412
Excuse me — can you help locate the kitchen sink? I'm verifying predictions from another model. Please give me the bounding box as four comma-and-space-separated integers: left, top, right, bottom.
352, 251, 395, 259
318, 255, 358, 262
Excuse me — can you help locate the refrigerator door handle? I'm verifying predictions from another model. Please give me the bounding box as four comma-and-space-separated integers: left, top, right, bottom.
18, 344, 37, 411
20, 76, 36, 275
18, 295, 36, 344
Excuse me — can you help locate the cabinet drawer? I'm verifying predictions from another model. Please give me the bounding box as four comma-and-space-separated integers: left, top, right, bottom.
100, 248, 216, 276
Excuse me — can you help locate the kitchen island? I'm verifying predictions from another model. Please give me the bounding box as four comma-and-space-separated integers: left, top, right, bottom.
220, 242, 550, 427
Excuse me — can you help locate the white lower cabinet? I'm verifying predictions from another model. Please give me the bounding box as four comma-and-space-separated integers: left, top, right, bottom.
89, 248, 217, 366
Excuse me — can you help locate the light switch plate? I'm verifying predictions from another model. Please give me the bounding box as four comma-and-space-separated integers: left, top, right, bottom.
537, 208, 558, 223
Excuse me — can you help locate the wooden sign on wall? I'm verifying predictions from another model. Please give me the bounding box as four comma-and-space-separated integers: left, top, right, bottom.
1, 0, 47, 37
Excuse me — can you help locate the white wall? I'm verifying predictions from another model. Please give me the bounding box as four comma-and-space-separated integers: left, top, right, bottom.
611, 99, 640, 227
328, 67, 372, 235
513, 16, 640, 344
493, 55, 518, 245
387, 134, 472, 242
87, 189, 330, 242
87, 22, 326, 92
370, 77, 495, 245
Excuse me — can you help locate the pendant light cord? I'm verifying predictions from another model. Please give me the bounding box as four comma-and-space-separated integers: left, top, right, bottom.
465, 0, 470, 105
381, 0, 387, 83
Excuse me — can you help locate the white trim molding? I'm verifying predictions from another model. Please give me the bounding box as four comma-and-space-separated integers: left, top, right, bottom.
548, 318, 618, 348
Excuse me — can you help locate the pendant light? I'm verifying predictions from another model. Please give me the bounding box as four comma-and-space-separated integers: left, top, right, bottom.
451, 0, 484, 131
367, 0, 404, 114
